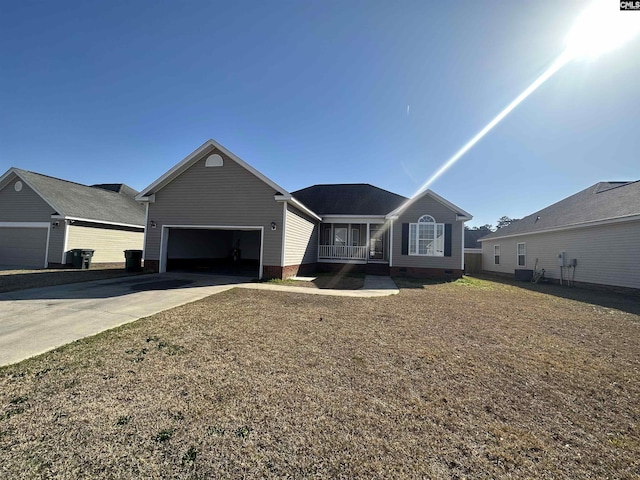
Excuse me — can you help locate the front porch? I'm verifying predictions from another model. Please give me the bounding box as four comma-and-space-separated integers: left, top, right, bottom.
317, 222, 390, 264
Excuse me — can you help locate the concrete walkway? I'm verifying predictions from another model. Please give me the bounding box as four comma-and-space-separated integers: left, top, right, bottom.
237, 274, 399, 297
0, 273, 398, 366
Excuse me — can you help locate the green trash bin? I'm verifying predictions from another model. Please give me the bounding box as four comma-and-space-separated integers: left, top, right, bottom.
124, 250, 143, 272
71, 249, 95, 270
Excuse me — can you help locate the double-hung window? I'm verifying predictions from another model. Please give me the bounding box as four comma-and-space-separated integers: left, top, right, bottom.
494, 245, 500, 265
517, 242, 526, 266
409, 215, 444, 256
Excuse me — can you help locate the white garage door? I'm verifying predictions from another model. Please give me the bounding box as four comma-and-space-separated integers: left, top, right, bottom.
0, 225, 49, 268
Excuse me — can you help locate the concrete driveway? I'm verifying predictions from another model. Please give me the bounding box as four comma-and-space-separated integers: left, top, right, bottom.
0, 272, 398, 367
0, 273, 248, 366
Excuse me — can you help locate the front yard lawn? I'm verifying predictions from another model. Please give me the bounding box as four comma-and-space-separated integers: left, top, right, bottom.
0, 277, 638, 478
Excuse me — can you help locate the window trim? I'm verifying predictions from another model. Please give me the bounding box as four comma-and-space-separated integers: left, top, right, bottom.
408, 215, 445, 257
334, 226, 348, 247
517, 242, 526, 267
494, 245, 500, 265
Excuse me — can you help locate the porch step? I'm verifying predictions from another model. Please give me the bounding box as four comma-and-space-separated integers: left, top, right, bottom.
365, 263, 390, 276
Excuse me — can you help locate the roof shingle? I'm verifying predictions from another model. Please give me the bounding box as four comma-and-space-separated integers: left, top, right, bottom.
15, 169, 145, 226
480, 180, 640, 240
292, 184, 407, 216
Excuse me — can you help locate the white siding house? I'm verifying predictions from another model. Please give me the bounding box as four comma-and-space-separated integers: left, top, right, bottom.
480, 181, 640, 290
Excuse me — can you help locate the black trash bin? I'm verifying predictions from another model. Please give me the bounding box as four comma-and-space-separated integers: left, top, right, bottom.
71, 249, 95, 270
124, 250, 143, 272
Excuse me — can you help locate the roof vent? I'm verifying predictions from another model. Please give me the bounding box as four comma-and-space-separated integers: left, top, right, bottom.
205, 154, 223, 167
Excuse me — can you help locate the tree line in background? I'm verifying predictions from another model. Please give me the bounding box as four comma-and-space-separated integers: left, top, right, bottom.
465, 216, 519, 232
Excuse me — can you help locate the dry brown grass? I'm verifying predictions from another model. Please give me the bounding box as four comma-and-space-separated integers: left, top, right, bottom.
0, 265, 146, 293
1, 276, 639, 478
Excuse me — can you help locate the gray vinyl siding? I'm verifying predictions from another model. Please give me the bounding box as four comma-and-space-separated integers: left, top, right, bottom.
66, 225, 144, 263
481, 220, 640, 289
145, 151, 284, 266
0, 174, 66, 265
49, 223, 65, 263
0, 227, 48, 267
392, 194, 463, 269
0, 174, 55, 222
284, 204, 318, 266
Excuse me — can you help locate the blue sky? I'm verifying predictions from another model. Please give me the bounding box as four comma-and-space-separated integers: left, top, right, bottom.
1, 0, 638, 227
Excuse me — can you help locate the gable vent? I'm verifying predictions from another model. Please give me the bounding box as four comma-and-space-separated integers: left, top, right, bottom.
205, 154, 224, 167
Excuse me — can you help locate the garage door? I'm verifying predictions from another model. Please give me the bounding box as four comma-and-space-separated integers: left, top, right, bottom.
161, 226, 262, 278
0, 226, 49, 268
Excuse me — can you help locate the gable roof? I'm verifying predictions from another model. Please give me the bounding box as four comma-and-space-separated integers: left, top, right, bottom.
0, 168, 145, 226
385, 188, 473, 221
480, 180, 640, 241
136, 139, 290, 201
291, 184, 407, 216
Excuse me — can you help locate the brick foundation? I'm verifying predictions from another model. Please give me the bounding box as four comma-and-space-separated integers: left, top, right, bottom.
317, 263, 366, 275
390, 267, 463, 279
144, 260, 160, 272
262, 265, 283, 280
262, 264, 317, 280
365, 263, 390, 276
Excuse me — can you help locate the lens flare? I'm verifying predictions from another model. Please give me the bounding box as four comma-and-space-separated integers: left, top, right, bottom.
404, 0, 639, 208
566, 0, 640, 59
409, 51, 572, 200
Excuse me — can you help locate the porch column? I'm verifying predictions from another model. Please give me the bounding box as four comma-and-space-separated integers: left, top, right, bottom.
389, 220, 393, 267
365, 223, 370, 263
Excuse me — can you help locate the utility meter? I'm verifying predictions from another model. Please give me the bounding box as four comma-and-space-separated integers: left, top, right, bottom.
557, 251, 566, 267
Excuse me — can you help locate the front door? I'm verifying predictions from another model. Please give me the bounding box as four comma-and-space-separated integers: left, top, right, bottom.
369, 225, 384, 260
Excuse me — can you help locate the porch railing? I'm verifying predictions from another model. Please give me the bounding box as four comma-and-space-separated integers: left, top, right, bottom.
318, 245, 367, 260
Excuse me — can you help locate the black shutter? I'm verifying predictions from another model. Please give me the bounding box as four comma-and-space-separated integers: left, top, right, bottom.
444, 224, 452, 257
401, 223, 409, 255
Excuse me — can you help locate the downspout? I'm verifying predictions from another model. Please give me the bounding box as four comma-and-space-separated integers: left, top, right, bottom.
281, 201, 287, 272
389, 220, 394, 267
461, 222, 465, 271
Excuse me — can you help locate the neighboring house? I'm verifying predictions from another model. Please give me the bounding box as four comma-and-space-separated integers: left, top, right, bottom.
0, 168, 145, 268
479, 181, 640, 290
136, 139, 472, 279
464, 229, 486, 253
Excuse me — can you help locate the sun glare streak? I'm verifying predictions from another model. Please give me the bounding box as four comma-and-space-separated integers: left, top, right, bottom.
396, 0, 639, 214
408, 51, 573, 201
566, 0, 640, 59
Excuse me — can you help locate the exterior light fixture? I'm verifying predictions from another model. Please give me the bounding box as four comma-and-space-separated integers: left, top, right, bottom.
271, 222, 277, 231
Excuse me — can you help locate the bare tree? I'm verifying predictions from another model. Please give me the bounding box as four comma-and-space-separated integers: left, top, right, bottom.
496, 216, 519, 229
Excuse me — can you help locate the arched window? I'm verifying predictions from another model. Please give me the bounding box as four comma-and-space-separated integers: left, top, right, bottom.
418, 215, 435, 223
409, 214, 445, 256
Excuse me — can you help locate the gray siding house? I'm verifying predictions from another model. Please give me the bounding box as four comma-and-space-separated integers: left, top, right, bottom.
136, 139, 472, 279
0, 168, 145, 268
479, 181, 640, 290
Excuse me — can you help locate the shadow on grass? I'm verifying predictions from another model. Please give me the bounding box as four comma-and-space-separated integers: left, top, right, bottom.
266, 273, 365, 290
470, 273, 640, 316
